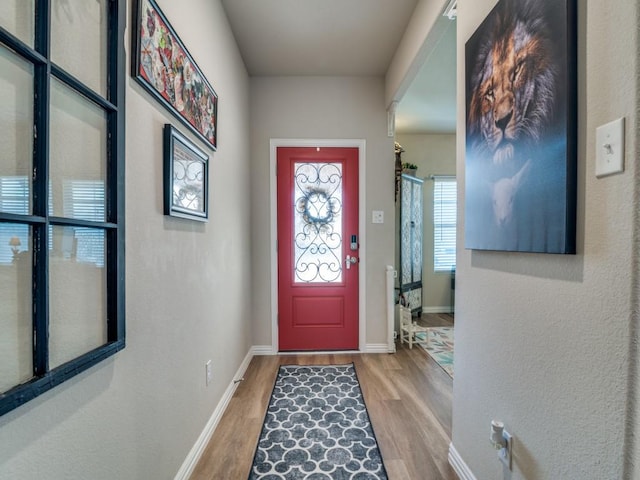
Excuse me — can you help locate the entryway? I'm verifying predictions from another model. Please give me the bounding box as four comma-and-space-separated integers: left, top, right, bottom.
270, 140, 366, 352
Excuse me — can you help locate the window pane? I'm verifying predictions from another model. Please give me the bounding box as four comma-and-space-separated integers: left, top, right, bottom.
0, 223, 32, 393
293, 162, 343, 284
51, 0, 107, 96
0, 46, 33, 214
49, 226, 106, 369
0, 1, 35, 47
434, 180, 457, 272
50, 78, 107, 221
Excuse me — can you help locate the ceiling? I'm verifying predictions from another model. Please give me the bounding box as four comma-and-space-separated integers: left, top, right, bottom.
221, 0, 457, 134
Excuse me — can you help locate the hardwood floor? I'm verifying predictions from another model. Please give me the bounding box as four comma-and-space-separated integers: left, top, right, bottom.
417, 312, 454, 329
190, 325, 455, 480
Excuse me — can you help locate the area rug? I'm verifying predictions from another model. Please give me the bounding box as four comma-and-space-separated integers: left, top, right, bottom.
417, 327, 454, 378
249, 364, 388, 479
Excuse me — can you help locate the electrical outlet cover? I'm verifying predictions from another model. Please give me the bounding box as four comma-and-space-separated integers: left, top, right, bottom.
206, 360, 213, 386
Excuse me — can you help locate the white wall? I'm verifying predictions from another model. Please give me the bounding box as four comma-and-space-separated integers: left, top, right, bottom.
453, 1, 639, 479
250, 76, 395, 348
0, 1, 252, 478
396, 133, 456, 312
385, 0, 448, 107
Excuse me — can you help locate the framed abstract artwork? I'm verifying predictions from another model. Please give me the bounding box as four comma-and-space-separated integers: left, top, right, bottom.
163, 124, 209, 222
464, 0, 577, 253
132, 0, 218, 150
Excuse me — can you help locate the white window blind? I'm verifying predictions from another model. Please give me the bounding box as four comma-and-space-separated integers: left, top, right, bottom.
433, 177, 457, 272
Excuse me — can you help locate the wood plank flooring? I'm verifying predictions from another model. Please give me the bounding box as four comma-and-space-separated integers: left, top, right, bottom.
190, 315, 455, 480
416, 312, 454, 329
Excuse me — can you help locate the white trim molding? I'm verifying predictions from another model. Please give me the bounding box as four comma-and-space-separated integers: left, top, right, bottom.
449, 443, 478, 480
174, 350, 254, 480
269, 139, 367, 353
422, 306, 454, 314
365, 344, 393, 354
387, 101, 398, 137
251, 345, 276, 356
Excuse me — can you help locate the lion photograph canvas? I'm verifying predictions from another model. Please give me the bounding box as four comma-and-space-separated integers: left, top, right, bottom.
464, 0, 577, 253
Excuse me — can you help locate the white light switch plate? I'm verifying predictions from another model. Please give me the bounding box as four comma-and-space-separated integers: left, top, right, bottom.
372, 210, 384, 224
595, 117, 625, 177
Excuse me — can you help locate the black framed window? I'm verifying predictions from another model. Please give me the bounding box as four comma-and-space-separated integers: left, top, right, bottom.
0, 0, 125, 416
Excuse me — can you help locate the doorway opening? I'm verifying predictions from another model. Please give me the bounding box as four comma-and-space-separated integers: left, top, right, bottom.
393, 12, 457, 377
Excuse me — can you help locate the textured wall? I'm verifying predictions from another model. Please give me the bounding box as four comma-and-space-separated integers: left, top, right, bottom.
250, 76, 395, 347
630, 2, 640, 475
0, 0, 252, 478
395, 133, 456, 312
453, 0, 638, 479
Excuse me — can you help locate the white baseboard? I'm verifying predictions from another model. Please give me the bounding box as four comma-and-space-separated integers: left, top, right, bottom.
366, 343, 394, 353
449, 443, 477, 480
422, 306, 454, 314
174, 349, 255, 480
251, 345, 276, 356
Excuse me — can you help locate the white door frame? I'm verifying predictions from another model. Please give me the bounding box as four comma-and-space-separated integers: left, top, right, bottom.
269, 139, 367, 352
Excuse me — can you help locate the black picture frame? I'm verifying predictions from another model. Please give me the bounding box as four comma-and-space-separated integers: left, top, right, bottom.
164, 124, 209, 222
132, 0, 218, 150
464, 0, 577, 254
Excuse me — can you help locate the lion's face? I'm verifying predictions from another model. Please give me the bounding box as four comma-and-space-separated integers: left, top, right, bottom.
468, 11, 556, 166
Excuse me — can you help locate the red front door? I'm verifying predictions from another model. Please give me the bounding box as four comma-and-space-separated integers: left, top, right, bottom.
277, 147, 359, 351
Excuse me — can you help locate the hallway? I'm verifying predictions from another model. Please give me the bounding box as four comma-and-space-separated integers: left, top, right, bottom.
190, 345, 455, 479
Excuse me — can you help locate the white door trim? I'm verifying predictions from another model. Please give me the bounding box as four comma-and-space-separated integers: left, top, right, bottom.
269, 139, 367, 352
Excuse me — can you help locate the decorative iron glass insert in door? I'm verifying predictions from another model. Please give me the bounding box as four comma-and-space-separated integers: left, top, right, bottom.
399, 174, 423, 314
293, 162, 343, 283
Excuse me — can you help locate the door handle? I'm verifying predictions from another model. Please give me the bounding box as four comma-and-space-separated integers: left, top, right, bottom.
345, 255, 358, 269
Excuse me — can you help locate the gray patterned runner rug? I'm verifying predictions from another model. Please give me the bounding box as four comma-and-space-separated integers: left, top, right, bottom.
249, 364, 388, 479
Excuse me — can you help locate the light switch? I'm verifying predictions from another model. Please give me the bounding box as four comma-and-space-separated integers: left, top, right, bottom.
595, 117, 625, 177
372, 210, 384, 224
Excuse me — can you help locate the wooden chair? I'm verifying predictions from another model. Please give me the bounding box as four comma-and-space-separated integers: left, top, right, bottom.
398, 305, 428, 349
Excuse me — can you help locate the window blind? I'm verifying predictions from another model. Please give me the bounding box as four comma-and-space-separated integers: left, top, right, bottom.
0, 177, 29, 264
433, 177, 457, 272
